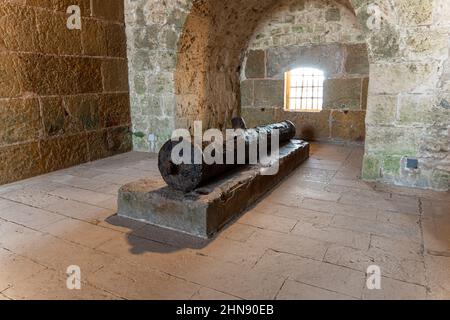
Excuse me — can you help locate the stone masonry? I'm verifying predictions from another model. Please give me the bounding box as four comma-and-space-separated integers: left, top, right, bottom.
0, 0, 132, 185
126, 0, 449, 191
240, 0, 369, 144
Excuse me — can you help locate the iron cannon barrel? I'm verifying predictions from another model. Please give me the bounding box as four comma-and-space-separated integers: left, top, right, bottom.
158, 120, 296, 193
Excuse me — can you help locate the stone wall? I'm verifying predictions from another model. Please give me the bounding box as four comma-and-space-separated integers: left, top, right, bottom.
126, 0, 449, 191
0, 0, 131, 185
240, 0, 369, 143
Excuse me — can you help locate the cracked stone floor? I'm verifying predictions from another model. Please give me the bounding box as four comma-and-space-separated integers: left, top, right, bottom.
0, 143, 449, 300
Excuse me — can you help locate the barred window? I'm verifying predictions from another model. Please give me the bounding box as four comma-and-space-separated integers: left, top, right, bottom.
285, 67, 325, 112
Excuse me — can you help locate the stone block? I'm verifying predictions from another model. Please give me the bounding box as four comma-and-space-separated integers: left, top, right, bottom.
370, 62, 440, 94
277, 109, 331, 141
91, 0, 124, 22
241, 106, 277, 128
365, 126, 422, 156
361, 78, 369, 110
0, 98, 41, 146
330, 110, 366, 142
41, 96, 81, 137
245, 50, 265, 79
325, 8, 341, 22
405, 29, 449, 61
87, 126, 132, 161
365, 94, 397, 126
118, 140, 310, 238
0, 142, 43, 185
397, 94, 435, 126
102, 59, 129, 92
254, 80, 284, 107
345, 44, 369, 75
34, 8, 82, 55
397, 0, 434, 26
267, 44, 345, 78
39, 134, 89, 172
105, 23, 127, 58
323, 78, 363, 110
81, 19, 107, 56
64, 95, 101, 131
100, 93, 131, 128
362, 155, 382, 180
0, 53, 27, 98
0, 4, 37, 52
240, 80, 254, 107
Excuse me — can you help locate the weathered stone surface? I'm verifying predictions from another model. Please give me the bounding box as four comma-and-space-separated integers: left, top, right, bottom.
267, 44, 345, 78
365, 95, 397, 126
254, 80, 284, 107
118, 140, 310, 238
102, 59, 130, 92
331, 110, 365, 142
0, 142, 43, 185
39, 134, 90, 172
323, 78, 363, 110
277, 109, 331, 141
91, 0, 124, 22
0, 98, 41, 146
1, 2, 130, 186
240, 80, 254, 107
370, 62, 440, 94
245, 50, 266, 79
345, 44, 369, 74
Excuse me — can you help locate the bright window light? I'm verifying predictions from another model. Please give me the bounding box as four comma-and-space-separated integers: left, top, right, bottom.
285, 67, 325, 112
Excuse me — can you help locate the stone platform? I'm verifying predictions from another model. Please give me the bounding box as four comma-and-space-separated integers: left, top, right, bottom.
118, 140, 310, 238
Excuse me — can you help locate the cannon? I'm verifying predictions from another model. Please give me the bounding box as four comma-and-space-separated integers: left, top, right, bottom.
158, 118, 296, 193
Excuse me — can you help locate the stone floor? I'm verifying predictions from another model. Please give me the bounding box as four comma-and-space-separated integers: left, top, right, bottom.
0, 143, 449, 300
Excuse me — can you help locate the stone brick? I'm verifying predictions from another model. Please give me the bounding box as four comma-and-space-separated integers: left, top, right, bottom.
405, 29, 449, 60
100, 93, 132, 128
365, 126, 422, 156
253, 80, 284, 107
87, 126, 132, 161
240, 80, 254, 106
105, 23, 127, 58
397, 94, 436, 126
397, 0, 434, 26
362, 155, 382, 180
266, 44, 345, 78
325, 8, 341, 22
366, 95, 397, 126
42, 96, 79, 137
0, 53, 27, 98
91, 0, 124, 22
361, 77, 369, 110
323, 78, 363, 110
331, 110, 366, 142
81, 19, 108, 56
277, 109, 331, 141
39, 134, 89, 172
18, 54, 103, 95
0, 142, 43, 185
64, 95, 101, 131
241, 107, 276, 128
34, 8, 82, 55
370, 62, 440, 94
345, 44, 369, 75
0, 98, 41, 146
0, 3, 37, 52
245, 50, 265, 79
102, 59, 129, 92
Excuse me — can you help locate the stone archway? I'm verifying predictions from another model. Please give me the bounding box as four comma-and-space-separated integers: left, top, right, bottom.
126, 0, 449, 191
174, 0, 360, 132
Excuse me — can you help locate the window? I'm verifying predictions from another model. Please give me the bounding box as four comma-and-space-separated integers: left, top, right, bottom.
285, 67, 325, 112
